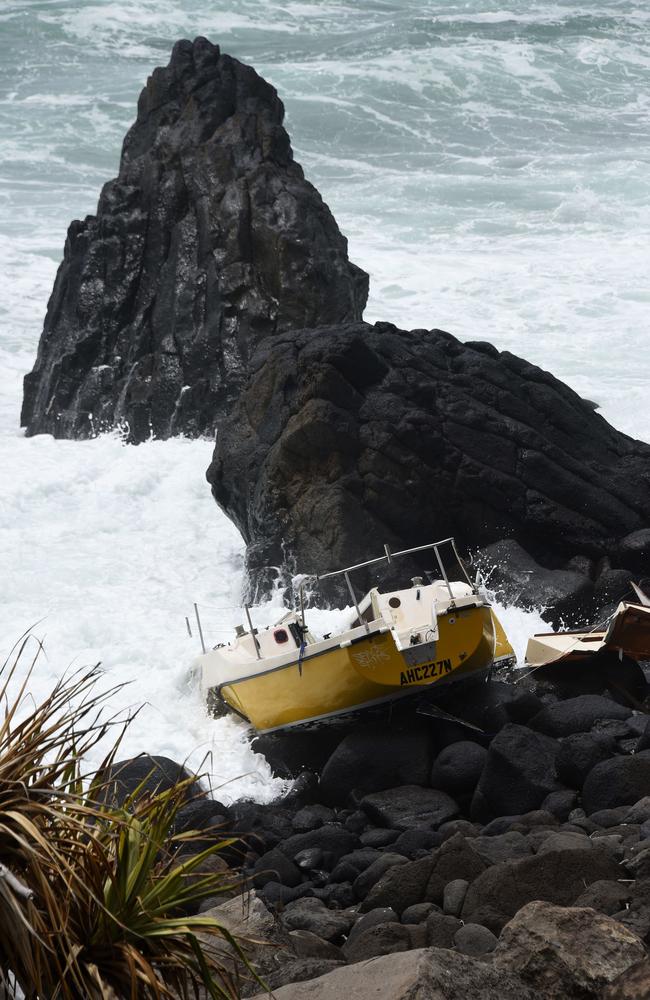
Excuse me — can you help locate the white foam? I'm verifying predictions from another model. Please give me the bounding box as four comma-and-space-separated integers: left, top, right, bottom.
0, 429, 288, 804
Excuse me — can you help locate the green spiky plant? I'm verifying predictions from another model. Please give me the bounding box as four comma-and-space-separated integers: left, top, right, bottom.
0, 634, 259, 999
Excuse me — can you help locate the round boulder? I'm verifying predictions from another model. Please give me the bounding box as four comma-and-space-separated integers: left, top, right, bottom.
529, 695, 631, 739
319, 723, 433, 806
430, 742, 487, 796
583, 757, 650, 815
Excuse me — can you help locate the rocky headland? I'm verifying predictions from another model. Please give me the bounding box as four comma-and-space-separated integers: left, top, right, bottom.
21, 37, 650, 621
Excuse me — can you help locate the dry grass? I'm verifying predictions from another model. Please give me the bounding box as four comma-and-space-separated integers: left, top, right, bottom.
0, 635, 256, 999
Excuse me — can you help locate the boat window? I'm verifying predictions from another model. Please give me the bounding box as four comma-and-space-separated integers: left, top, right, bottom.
274, 628, 289, 644
388, 597, 401, 609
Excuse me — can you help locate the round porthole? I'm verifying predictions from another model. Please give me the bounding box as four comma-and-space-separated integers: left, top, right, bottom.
388, 596, 401, 608
274, 628, 289, 644
448, 617, 456, 625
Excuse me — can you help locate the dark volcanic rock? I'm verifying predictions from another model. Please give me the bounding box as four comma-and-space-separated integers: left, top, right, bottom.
342, 921, 411, 963
22, 37, 367, 442
359, 855, 433, 914
207, 319, 650, 600
360, 785, 459, 831
476, 538, 594, 622
460, 847, 621, 933
281, 897, 354, 941
582, 756, 650, 815
429, 741, 487, 796
556, 731, 618, 790
529, 694, 632, 738
280, 824, 358, 870
470, 724, 559, 823
101, 754, 201, 807
318, 722, 432, 806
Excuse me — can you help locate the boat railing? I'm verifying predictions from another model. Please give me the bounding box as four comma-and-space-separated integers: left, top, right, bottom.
190, 537, 474, 654
315, 537, 475, 634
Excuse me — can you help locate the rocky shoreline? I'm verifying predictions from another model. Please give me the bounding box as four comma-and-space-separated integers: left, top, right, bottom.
115, 672, 650, 998
17, 33, 650, 997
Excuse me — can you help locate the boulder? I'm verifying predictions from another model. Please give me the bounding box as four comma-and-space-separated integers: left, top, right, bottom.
603, 959, 650, 1000
292, 805, 336, 833
173, 797, 229, 836
626, 796, 650, 824
100, 754, 201, 807
352, 853, 407, 901
493, 901, 646, 999
475, 539, 593, 623
228, 800, 294, 850
461, 847, 621, 933
429, 742, 487, 796
263, 959, 347, 994
359, 828, 398, 848
533, 831, 590, 855
615, 529, 650, 575
252, 848, 301, 889
261, 882, 314, 906
330, 848, 380, 884
281, 898, 354, 942
470, 724, 559, 823
556, 731, 617, 789
583, 757, 650, 815
466, 831, 533, 866
360, 785, 459, 831
392, 828, 441, 858
248, 947, 537, 1000
198, 890, 293, 985
574, 880, 632, 915
359, 856, 433, 914
443, 879, 469, 918
289, 931, 345, 962
209, 316, 650, 602
453, 923, 497, 956
425, 913, 463, 948
294, 848, 324, 871
279, 825, 359, 870
22, 37, 367, 443
529, 695, 631, 738
318, 723, 432, 806
342, 921, 411, 963
401, 902, 437, 924
426, 834, 487, 904
346, 907, 399, 944
542, 789, 579, 821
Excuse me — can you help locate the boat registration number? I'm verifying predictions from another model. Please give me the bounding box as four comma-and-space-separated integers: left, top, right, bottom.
400, 659, 453, 686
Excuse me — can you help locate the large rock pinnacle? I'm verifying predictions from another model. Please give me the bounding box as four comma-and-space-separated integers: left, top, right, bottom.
22, 37, 368, 442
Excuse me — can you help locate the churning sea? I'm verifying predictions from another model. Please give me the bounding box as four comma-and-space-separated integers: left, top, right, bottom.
0, 1, 648, 798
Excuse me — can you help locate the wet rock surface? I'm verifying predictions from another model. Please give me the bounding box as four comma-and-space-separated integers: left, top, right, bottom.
208, 320, 650, 606
22, 37, 367, 443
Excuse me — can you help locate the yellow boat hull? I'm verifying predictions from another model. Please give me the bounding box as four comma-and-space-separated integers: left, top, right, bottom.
216, 605, 505, 733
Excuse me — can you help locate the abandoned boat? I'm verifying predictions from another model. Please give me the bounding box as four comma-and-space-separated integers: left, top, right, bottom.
526, 583, 650, 670
195, 539, 515, 733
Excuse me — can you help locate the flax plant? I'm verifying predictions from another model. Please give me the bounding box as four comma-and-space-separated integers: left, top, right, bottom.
0, 635, 256, 999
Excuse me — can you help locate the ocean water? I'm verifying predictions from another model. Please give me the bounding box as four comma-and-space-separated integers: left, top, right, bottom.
1, 2, 647, 798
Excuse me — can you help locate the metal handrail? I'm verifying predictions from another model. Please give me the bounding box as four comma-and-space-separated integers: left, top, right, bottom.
315, 538, 472, 586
